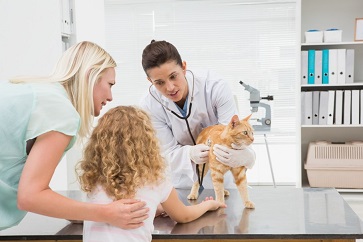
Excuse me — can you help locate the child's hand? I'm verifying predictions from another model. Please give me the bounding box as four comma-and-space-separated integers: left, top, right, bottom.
202, 196, 227, 211
155, 203, 168, 217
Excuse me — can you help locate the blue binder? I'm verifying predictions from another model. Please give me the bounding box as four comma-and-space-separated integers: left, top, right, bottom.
322, 49, 329, 84
307, 50, 315, 84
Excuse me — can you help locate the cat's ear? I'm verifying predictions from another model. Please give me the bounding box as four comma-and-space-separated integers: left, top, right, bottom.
242, 113, 253, 122
230, 115, 240, 128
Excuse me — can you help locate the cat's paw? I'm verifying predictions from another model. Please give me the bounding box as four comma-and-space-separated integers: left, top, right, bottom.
187, 193, 198, 200
244, 200, 255, 209
224, 190, 230, 197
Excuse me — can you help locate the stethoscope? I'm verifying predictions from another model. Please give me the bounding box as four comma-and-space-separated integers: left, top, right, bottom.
148, 70, 206, 187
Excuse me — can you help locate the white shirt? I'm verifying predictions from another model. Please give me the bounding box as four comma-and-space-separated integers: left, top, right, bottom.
83, 180, 173, 242
140, 69, 245, 189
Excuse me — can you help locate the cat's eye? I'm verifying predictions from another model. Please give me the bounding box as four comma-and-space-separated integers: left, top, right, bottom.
243, 131, 248, 135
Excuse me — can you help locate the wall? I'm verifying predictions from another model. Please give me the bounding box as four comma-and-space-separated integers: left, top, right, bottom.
0, 0, 62, 80
65, 0, 107, 190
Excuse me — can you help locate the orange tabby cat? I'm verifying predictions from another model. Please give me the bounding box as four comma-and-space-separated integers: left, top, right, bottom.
187, 114, 255, 209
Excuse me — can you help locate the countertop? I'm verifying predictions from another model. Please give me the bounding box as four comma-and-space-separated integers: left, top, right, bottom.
1, 187, 363, 241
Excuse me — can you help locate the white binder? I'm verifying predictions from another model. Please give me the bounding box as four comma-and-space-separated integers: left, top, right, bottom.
318, 91, 329, 125
343, 90, 351, 125
337, 49, 346, 84
301, 91, 313, 125
335, 90, 343, 125
327, 90, 335, 125
301, 51, 308, 85
312, 91, 320, 125
329, 49, 338, 85
351, 90, 360, 125
345, 49, 355, 84
314, 50, 322, 84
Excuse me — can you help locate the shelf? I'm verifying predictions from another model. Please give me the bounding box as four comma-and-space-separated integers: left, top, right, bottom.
301, 41, 363, 46
299, 0, 363, 190
301, 83, 363, 91
301, 125, 363, 128
337, 188, 363, 193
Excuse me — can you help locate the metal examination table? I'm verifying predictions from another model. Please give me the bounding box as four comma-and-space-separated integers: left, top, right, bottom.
1, 187, 362, 242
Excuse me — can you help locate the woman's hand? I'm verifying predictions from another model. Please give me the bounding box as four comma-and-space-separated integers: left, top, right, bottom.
104, 199, 150, 229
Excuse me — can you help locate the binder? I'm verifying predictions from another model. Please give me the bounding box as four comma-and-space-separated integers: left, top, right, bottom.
312, 91, 320, 125
361, 90, 363, 124
345, 49, 355, 84
337, 49, 346, 84
314, 50, 322, 84
308, 50, 315, 84
343, 90, 351, 125
351, 90, 360, 125
327, 90, 335, 125
329, 49, 338, 85
301, 51, 308, 85
335, 90, 343, 125
301, 91, 313, 125
318, 91, 329, 125
322, 49, 329, 84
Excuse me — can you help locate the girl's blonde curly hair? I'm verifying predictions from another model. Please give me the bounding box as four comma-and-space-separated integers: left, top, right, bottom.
77, 106, 166, 200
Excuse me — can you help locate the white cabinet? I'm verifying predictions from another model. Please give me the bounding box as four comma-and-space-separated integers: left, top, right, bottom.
298, 0, 363, 187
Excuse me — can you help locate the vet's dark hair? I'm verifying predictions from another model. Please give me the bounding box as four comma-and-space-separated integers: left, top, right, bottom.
141, 40, 182, 75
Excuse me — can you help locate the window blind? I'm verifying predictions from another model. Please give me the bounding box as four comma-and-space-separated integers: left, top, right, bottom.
104, 0, 297, 143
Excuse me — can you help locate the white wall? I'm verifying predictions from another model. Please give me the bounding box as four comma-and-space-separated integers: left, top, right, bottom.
65, 0, 107, 190
0, 0, 62, 81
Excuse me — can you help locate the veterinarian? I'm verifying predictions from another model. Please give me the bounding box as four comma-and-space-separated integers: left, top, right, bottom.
140, 40, 256, 189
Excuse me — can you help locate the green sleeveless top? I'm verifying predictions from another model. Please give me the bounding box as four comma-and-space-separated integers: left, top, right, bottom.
0, 82, 80, 229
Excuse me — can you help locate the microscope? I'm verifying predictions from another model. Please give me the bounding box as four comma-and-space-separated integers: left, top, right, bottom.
239, 81, 276, 187
239, 81, 273, 132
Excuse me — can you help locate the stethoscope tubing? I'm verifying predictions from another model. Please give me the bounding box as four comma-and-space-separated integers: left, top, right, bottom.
148, 70, 205, 187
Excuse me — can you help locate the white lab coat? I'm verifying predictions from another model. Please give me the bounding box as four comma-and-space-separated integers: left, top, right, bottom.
140, 69, 254, 189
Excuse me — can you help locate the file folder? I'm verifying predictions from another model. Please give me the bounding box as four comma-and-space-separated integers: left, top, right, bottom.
337, 49, 346, 84
327, 90, 335, 125
312, 91, 320, 125
343, 90, 351, 125
329, 49, 338, 85
308, 50, 315, 84
335, 90, 343, 125
351, 90, 360, 125
345, 49, 355, 84
322, 49, 329, 84
314, 50, 322, 84
301, 91, 313, 125
318, 91, 329, 125
301, 51, 308, 85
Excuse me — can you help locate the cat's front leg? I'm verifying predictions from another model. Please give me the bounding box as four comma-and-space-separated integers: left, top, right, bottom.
231, 167, 255, 209
210, 169, 226, 203
187, 181, 200, 200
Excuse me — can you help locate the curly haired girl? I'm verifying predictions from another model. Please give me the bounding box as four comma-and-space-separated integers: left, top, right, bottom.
78, 106, 226, 242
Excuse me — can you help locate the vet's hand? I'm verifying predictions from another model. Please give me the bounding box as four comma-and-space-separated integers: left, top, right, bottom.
189, 144, 210, 164
213, 144, 256, 169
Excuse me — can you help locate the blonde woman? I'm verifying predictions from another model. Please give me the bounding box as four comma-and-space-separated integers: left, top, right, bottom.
78, 106, 226, 242
0, 41, 148, 230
